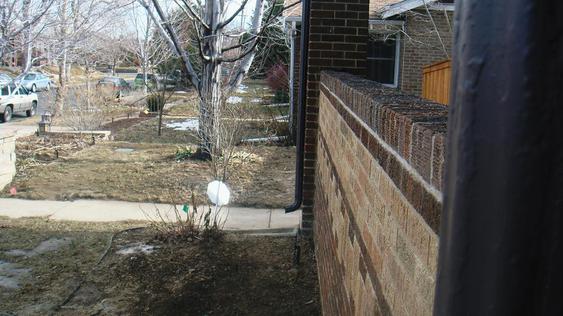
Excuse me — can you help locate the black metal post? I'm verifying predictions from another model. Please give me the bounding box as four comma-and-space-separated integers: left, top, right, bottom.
434, 1, 563, 315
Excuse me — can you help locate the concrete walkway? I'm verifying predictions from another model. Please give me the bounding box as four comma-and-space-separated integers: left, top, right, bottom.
0, 198, 301, 231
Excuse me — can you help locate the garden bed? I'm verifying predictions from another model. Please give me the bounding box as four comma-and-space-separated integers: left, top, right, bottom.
0, 217, 319, 315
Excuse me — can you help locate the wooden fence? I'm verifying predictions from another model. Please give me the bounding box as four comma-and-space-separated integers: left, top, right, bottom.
422, 59, 452, 105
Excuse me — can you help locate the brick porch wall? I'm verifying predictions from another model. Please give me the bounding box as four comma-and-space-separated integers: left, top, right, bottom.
314, 71, 446, 315
0, 131, 16, 191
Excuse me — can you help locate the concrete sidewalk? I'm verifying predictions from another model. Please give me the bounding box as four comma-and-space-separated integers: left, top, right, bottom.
0, 198, 301, 231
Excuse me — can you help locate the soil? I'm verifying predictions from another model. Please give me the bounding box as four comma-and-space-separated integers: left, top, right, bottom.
0, 217, 320, 315
3, 140, 295, 208
100, 117, 151, 135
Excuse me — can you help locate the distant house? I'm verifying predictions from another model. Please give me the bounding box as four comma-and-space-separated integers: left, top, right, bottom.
284, 0, 454, 101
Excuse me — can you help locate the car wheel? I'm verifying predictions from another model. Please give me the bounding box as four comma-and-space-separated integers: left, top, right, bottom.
31, 84, 37, 92
26, 101, 37, 117
1, 106, 12, 123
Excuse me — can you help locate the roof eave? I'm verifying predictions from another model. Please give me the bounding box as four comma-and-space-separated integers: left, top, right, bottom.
381, 0, 454, 19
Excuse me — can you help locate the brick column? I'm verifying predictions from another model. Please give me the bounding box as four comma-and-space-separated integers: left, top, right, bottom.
301, 0, 369, 233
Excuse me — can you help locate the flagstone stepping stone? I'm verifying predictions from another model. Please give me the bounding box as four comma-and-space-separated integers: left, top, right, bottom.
5, 237, 72, 257
0, 261, 31, 290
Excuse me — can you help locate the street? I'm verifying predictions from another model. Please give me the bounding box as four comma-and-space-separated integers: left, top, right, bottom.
0, 74, 137, 135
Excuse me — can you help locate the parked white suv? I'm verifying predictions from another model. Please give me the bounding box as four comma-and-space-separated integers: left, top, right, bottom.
0, 84, 39, 123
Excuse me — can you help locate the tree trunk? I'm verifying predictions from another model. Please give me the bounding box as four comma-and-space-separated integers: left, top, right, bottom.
200, 61, 222, 155
22, 0, 33, 73
199, 0, 223, 156
142, 61, 148, 94
56, 49, 68, 113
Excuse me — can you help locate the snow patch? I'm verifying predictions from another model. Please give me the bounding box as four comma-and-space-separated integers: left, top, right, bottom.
166, 119, 199, 131
227, 96, 243, 104
116, 243, 157, 255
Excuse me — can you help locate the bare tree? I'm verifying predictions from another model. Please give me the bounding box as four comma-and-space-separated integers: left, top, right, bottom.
137, 0, 299, 157
0, 0, 54, 68
126, 1, 172, 94
45, 0, 130, 112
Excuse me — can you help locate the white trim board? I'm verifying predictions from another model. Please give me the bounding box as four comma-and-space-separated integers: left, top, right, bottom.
382, 0, 454, 19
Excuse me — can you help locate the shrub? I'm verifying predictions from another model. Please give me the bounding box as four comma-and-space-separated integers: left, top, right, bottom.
273, 90, 289, 103
147, 94, 165, 112
266, 64, 289, 91
175, 146, 194, 160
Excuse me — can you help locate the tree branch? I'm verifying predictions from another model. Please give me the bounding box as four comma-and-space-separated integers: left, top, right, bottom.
221, 0, 300, 53
225, 0, 266, 92
217, 0, 249, 29
140, 0, 200, 89
175, 0, 210, 30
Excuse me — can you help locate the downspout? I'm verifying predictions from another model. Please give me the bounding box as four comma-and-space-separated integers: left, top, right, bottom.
288, 21, 296, 135
285, 0, 310, 213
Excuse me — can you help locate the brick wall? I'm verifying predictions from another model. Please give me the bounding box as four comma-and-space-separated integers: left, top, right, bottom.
0, 131, 16, 191
302, 0, 370, 233
399, 10, 454, 96
314, 71, 446, 315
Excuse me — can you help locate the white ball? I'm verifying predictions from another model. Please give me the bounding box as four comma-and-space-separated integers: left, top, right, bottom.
206, 181, 231, 206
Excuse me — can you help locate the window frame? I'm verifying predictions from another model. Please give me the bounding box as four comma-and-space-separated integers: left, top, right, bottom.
367, 32, 401, 88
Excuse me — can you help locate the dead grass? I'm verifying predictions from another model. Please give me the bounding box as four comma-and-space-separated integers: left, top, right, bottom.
4, 140, 295, 208
112, 118, 200, 144
0, 217, 319, 315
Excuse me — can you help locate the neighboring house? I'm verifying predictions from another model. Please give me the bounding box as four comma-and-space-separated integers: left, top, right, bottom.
284, 0, 454, 100
370, 0, 454, 96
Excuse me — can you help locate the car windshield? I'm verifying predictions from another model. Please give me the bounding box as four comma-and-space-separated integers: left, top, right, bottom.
136, 74, 155, 80
24, 74, 36, 80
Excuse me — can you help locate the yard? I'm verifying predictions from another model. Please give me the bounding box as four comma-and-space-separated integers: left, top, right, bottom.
2, 81, 295, 208
0, 217, 320, 315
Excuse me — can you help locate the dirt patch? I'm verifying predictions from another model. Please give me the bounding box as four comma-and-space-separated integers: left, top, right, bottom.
100, 117, 151, 135
0, 217, 320, 315
4, 140, 295, 208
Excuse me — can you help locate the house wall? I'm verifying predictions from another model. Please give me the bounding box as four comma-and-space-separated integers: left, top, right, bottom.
314, 71, 447, 315
399, 10, 454, 96
301, 0, 370, 233
0, 131, 16, 191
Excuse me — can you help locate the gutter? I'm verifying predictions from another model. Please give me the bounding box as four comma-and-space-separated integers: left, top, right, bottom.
285, 0, 310, 213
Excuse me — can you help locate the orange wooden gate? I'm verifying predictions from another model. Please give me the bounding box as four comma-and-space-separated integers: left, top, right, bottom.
422, 59, 452, 105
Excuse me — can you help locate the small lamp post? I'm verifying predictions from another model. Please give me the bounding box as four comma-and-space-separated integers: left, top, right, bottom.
38, 112, 52, 135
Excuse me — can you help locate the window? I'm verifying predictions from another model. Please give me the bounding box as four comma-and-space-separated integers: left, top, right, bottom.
0, 86, 9, 96
367, 33, 400, 87
19, 86, 28, 95
24, 74, 36, 80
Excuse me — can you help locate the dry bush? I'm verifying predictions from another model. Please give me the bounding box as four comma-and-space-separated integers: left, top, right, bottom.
141, 190, 227, 242
55, 88, 116, 131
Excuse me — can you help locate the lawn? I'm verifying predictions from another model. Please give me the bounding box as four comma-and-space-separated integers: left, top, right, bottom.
0, 217, 320, 315
3, 119, 295, 208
